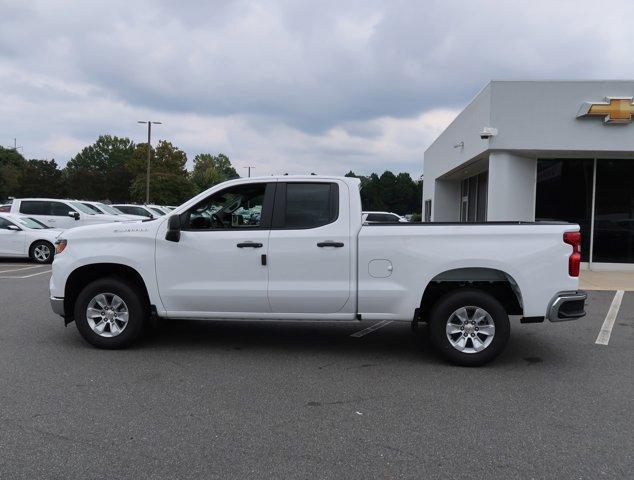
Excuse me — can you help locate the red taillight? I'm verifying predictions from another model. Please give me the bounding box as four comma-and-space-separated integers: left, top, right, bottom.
563, 231, 581, 277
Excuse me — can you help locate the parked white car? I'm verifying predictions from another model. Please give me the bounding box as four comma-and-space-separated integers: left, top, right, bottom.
362, 211, 409, 223
50, 176, 586, 365
10, 198, 126, 229
146, 205, 171, 216
80, 201, 145, 221
0, 213, 63, 263
111, 204, 156, 219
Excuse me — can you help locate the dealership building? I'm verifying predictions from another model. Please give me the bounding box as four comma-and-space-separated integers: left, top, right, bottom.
423, 80, 634, 270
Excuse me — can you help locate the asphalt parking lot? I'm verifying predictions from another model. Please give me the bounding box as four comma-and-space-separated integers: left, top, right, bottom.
0, 261, 632, 480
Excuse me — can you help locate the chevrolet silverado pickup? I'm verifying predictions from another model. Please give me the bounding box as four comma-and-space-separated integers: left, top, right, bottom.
49, 176, 586, 365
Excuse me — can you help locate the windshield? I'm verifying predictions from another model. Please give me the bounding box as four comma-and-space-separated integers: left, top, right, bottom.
70, 201, 98, 215
97, 203, 122, 215
149, 207, 165, 216
17, 217, 49, 229
81, 202, 103, 214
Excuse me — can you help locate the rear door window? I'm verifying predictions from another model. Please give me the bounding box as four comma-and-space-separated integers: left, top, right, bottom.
20, 201, 49, 215
273, 182, 338, 229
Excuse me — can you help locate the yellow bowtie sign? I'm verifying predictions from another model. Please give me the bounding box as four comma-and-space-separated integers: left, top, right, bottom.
577, 97, 634, 124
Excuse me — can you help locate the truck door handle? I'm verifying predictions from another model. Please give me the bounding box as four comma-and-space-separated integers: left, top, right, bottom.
317, 241, 344, 248
237, 242, 263, 248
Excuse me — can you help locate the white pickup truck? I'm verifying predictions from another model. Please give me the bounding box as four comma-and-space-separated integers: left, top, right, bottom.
49, 176, 586, 365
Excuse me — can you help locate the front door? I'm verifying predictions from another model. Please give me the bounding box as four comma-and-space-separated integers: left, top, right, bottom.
0, 218, 25, 256
267, 181, 352, 314
156, 182, 274, 316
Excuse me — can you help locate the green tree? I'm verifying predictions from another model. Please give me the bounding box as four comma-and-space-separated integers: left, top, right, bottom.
128, 140, 194, 204
190, 153, 238, 194
64, 135, 136, 202
0, 146, 27, 201
19, 159, 64, 198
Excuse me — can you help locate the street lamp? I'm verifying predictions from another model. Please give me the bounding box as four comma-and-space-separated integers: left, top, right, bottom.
138, 121, 162, 203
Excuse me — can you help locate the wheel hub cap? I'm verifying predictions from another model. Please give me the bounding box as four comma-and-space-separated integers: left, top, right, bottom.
86, 293, 129, 338
446, 306, 495, 354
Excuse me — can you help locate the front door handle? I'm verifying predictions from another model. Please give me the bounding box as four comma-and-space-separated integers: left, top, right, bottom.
237, 242, 263, 248
317, 241, 344, 248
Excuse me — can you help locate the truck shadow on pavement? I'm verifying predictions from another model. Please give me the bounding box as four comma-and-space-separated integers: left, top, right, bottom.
104, 318, 565, 367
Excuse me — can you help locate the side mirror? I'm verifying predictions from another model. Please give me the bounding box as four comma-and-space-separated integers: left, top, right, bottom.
7, 224, 20, 231
69, 211, 80, 220
165, 215, 181, 242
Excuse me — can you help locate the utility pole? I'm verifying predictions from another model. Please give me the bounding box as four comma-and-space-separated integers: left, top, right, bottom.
137, 121, 162, 203
11, 138, 22, 153
243, 166, 255, 178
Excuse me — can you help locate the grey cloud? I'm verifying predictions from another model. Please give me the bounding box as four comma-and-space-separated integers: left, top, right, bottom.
1, 0, 633, 175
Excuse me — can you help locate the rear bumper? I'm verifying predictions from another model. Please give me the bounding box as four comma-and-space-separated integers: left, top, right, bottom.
547, 291, 587, 322
50, 296, 65, 316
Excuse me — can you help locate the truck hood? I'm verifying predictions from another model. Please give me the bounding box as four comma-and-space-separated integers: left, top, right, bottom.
61, 218, 162, 241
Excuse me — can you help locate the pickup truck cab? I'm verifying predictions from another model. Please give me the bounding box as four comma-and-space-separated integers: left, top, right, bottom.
49, 176, 586, 365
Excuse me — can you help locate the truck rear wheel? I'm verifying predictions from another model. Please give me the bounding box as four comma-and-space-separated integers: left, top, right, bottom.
428, 289, 510, 366
74, 278, 147, 349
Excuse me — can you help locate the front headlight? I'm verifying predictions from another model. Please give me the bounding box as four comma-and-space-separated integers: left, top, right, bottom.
55, 239, 67, 254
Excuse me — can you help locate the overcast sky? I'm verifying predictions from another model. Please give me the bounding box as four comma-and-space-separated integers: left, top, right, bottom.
1, 0, 633, 177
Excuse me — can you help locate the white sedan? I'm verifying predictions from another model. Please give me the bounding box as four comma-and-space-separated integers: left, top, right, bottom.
0, 213, 63, 264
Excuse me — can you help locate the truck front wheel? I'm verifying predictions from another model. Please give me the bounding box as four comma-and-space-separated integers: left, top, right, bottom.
74, 278, 147, 349
428, 289, 510, 366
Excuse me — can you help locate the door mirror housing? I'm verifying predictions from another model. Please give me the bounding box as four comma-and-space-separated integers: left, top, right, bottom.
68, 211, 80, 220
165, 214, 181, 242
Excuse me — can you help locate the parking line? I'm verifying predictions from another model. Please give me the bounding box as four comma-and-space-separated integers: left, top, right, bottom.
595, 290, 624, 346
350, 320, 393, 338
0, 265, 43, 274
0, 269, 52, 279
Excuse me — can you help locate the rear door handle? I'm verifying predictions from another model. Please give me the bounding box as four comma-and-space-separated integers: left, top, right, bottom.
317, 241, 344, 248
237, 242, 263, 248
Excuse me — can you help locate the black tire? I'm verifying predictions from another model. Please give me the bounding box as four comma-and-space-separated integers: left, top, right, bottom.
29, 240, 54, 264
74, 277, 147, 349
428, 288, 510, 366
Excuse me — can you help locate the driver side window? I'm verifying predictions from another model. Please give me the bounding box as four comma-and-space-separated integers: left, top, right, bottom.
183, 183, 268, 231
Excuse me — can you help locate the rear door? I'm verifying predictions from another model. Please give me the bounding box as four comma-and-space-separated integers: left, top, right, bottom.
267, 181, 352, 314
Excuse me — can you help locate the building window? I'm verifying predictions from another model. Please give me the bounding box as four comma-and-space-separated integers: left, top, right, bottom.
593, 160, 634, 263
536, 159, 594, 261
460, 171, 488, 222
424, 199, 432, 222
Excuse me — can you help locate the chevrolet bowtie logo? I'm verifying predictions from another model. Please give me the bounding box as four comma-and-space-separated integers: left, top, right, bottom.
577, 97, 634, 124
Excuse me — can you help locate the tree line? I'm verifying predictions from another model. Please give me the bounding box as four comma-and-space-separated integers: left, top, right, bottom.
345, 171, 422, 218
0, 135, 422, 216
0, 135, 239, 205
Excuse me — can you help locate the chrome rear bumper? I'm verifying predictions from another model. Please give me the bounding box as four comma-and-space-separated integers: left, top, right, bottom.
547, 291, 587, 322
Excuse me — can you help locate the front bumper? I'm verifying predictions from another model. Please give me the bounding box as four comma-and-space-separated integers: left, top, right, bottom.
50, 296, 65, 317
547, 290, 587, 322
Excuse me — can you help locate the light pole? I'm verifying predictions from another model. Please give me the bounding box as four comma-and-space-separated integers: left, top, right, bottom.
243, 166, 255, 178
138, 121, 162, 203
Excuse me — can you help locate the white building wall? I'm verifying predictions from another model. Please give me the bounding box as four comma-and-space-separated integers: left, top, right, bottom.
423, 84, 491, 221
487, 152, 536, 221
423, 80, 634, 222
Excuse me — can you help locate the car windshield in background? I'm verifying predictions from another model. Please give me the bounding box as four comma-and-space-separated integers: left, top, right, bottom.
81, 203, 103, 214
17, 217, 48, 229
97, 203, 122, 215
71, 201, 98, 215
149, 207, 165, 216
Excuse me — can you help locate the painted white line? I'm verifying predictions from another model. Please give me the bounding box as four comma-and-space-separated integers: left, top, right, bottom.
0, 265, 43, 274
350, 320, 393, 338
0, 269, 52, 279
595, 290, 624, 346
